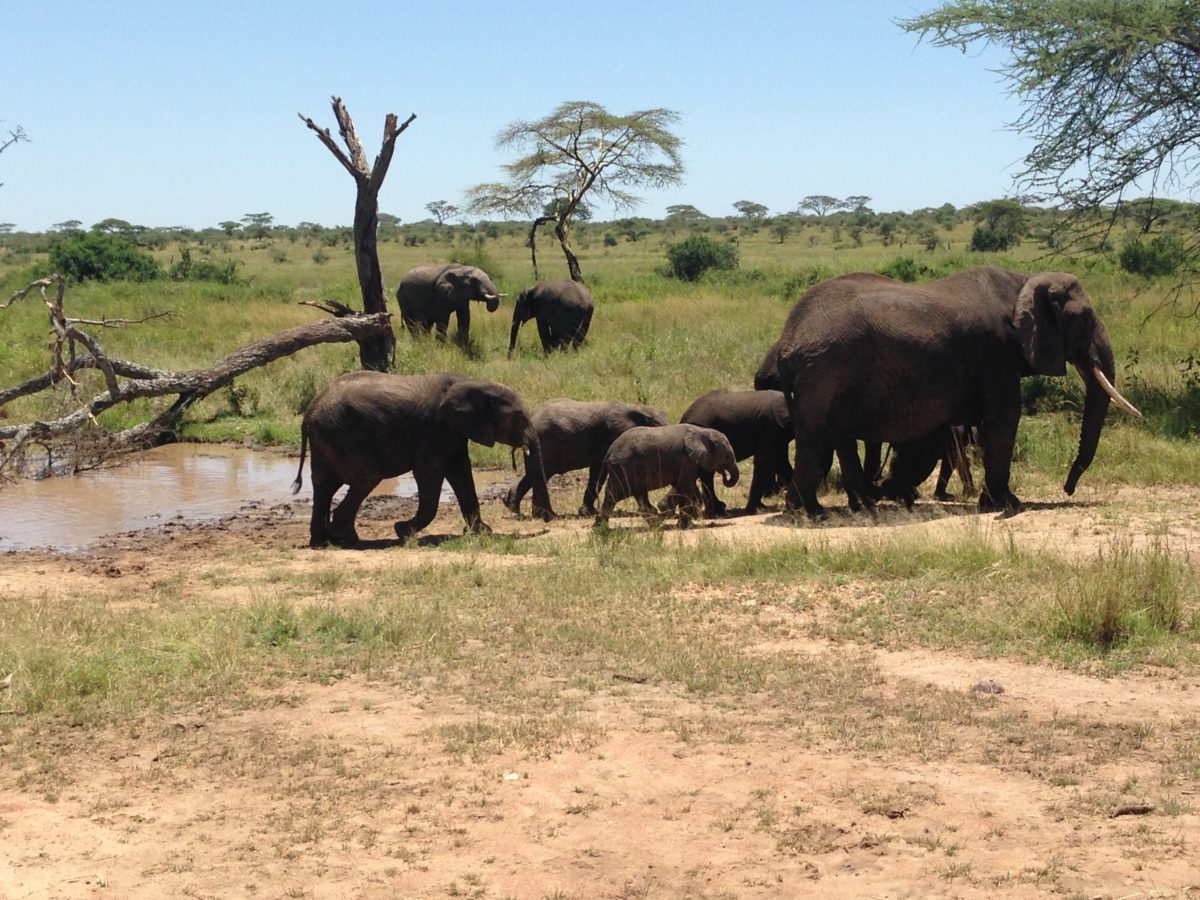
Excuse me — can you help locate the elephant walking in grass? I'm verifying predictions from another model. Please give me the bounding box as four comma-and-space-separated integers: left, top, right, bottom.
773, 266, 1141, 518
594, 424, 739, 529
503, 399, 669, 517
508, 280, 594, 356
293, 372, 552, 547
396, 264, 501, 345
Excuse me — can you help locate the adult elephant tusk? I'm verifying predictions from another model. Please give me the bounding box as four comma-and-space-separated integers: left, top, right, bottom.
1090, 365, 1143, 418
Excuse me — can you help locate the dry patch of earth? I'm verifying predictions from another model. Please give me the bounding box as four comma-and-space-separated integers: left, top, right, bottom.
2, 478, 1199, 898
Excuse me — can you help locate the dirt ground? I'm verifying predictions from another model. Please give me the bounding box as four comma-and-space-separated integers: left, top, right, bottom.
2, 477, 1199, 899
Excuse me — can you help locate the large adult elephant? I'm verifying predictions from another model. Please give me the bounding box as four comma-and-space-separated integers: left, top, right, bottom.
508, 280, 595, 356
293, 372, 552, 547
396, 264, 501, 344
679, 389, 792, 515
595, 424, 739, 529
775, 266, 1141, 517
503, 398, 669, 517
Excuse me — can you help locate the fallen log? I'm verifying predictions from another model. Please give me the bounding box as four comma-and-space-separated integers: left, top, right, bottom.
1, 276, 393, 474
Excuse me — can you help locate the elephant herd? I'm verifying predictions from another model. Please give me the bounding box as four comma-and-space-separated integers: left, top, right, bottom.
395, 263, 593, 355
294, 264, 1142, 547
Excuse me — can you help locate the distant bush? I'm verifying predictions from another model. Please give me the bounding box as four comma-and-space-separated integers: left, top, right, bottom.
666, 235, 739, 281
49, 232, 162, 282
781, 266, 836, 301
1119, 234, 1188, 277
970, 222, 1018, 252
879, 257, 935, 283
168, 247, 241, 283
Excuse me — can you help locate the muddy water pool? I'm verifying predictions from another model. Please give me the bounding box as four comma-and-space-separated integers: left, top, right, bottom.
0, 444, 447, 552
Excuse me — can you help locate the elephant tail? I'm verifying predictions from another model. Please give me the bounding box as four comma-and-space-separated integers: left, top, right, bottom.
291, 426, 308, 494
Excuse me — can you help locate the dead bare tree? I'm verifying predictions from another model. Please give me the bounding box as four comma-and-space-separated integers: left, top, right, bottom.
299, 97, 415, 371
0, 275, 391, 478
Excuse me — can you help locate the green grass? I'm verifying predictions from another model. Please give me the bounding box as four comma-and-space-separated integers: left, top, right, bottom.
4, 223, 1198, 481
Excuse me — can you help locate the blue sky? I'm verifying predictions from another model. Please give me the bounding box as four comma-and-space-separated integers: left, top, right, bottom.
1, 1, 1031, 231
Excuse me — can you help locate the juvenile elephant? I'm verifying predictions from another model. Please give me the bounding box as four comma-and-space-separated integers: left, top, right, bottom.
508, 280, 595, 356
293, 372, 552, 547
503, 399, 669, 517
876, 425, 978, 507
774, 267, 1141, 518
396, 264, 501, 344
678, 389, 792, 515
594, 424, 739, 529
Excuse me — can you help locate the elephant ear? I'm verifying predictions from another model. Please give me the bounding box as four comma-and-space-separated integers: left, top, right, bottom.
1014, 273, 1073, 376
768, 393, 791, 431
436, 266, 466, 295
437, 382, 497, 447
683, 427, 715, 470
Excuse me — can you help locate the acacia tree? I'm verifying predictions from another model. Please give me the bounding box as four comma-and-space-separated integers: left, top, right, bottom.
468, 101, 685, 282
901, 2, 1200, 266
300, 97, 415, 370
798, 195, 844, 219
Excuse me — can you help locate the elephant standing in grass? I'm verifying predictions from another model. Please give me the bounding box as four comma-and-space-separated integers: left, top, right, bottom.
396, 264, 501, 344
508, 280, 594, 356
293, 372, 552, 547
678, 389, 792, 515
595, 424, 739, 529
773, 266, 1141, 518
504, 399, 669, 517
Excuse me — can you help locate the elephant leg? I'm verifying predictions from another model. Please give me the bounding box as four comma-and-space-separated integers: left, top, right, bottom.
443, 448, 490, 535
697, 470, 725, 517
454, 305, 470, 344
594, 478, 625, 528
745, 453, 774, 513
674, 481, 702, 528
505, 473, 532, 515
536, 316, 555, 353
330, 482, 374, 547
934, 454, 955, 501
580, 462, 604, 516
394, 466, 445, 543
789, 440, 827, 518
836, 441, 875, 512
308, 470, 341, 548
574, 308, 593, 347
862, 441, 883, 483
978, 397, 1022, 512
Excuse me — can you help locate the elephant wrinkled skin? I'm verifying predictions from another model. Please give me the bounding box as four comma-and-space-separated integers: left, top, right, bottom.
293, 372, 552, 547
679, 389, 792, 515
396, 264, 501, 345
773, 266, 1141, 518
508, 280, 595, 356
595, 424, 740, 529
504, 398, 669, 517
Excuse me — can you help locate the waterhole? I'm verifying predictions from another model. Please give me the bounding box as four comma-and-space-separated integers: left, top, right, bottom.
0, 444, 445, 552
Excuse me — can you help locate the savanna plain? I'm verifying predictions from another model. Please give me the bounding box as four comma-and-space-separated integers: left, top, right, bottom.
2, 221, 1200, 898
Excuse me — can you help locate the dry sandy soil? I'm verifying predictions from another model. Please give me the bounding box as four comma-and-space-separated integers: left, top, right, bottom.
2, 477, 1199, 899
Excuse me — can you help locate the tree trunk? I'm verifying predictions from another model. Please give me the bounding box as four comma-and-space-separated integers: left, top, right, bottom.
300, 97, 415, 371
555, 216, 584, 283
526, 215, 555, 281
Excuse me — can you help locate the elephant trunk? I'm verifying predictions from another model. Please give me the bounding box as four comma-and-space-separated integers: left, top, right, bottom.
485, 293, 501, 313
1064, 332, 1137, 495
720, 464, 740, 488
522, 427, 555, 520
507, 315, 522, 358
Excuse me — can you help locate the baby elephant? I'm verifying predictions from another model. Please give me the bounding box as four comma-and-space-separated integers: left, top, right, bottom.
595, 424, 739, 529
679, 389, 792, 515
508, 280, 595, 356
504, 399, 670, 517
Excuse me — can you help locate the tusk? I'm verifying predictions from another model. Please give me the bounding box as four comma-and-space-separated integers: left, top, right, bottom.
1090, 365, 1143, 418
